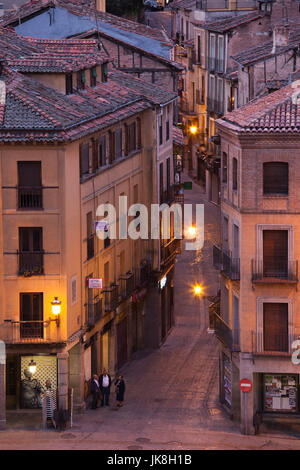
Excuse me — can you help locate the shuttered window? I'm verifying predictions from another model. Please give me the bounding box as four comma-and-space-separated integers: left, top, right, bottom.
232, 157, 237, 190
20, 293, 43, 339
263, 162, 288, 195
80, 143, 89, 177
129, 122, 136, 152
137, 117, 142, 149
222, 152, 228, 183
109, 131, 115, 163
18, 161, 41, 188
263, 303, 288, 352
115, 129, 122, 159
263, 230, 288, 277
98, 136, 106, 167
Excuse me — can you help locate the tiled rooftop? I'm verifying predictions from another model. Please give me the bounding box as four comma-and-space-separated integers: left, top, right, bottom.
217, 81, 300, 134
0, 65, 176, 142
232, 24, 300, 66
0, 0, 173, 47
0, 27, 108, 72
170, 0, 196, 10
194, 10, 265, 33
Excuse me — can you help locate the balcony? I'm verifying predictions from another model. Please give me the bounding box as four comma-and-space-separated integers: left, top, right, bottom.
86, 297, 103, 327
18, 186, 43, 210
102, 284, 119, 312
139, 261, 152, 285
251, 331, 293, 356
213, 245, 240, 281
119, 272, 135, 299
18, 251, 44, 276
161, 238, 180, 268
0, 320, 52, 344
213, 312, 233, 350
160, 185, 175, 205
251, 260, 298, 284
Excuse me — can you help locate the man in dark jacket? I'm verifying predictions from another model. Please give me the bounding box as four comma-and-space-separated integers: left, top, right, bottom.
99, 369, 112, 406
90, 374, 100, 409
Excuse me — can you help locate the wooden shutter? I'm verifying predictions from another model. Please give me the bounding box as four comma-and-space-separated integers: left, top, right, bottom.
129, 122, 136, 152
115, 129, 122, 158
263, 303, 288, 351
92, 138, 98, 172
99, 136, 106, 166
263, 230, 288, 276
232, 157, 237, 190
137, 117, 142, 149
263, 162, 288, 194
18, 162, 41, 187
124, 124, 130, 156
80, 143, 89, 176
109, 131, 115, 163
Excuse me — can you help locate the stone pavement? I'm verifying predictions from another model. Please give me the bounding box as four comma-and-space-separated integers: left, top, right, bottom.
1, 174, 300, 450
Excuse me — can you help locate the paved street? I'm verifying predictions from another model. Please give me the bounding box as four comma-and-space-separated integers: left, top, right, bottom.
1, 175, 300, 450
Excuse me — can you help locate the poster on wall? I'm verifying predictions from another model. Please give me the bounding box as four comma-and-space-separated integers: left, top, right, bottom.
20, 355, 57, 409
223, 354, 232, 408
264, 375, 297, 412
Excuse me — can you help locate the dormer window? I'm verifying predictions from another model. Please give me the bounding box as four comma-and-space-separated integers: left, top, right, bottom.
77, 70, 86, 90
66, 73, 73, 95
90, 67, 97, 87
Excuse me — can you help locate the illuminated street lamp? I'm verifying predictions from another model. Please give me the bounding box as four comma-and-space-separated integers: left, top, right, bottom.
187, 225, 197, 238
189, 125, 197, 135
194, 284, 203, 296
51, 297, 61, 326
28, 359, 37, 375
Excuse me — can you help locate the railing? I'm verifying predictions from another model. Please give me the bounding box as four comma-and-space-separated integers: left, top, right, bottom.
18, 251, 44, 276
213, 312, 233, 350
140, 261, 152, 285
18, 186, 43, 209
86, 297, 103, 327
160, 185, 175, 205
0, 320, 52, 343
251, 331, 292, 355
161, 238, 180, 267
251, 260, 298, 283
213, 245, 240, 280
102, 284, 119, 312
119, 272, 135, 299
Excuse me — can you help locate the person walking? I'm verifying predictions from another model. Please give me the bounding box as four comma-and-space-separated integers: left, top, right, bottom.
114, 374, 125, 407
90, 374, 100, 409
99, 369, 111, 406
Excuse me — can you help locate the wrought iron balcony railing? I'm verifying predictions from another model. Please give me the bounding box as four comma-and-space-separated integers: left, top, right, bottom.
18, 186, 43, 209
18, 251, 44, 276
213, 245, 240, 280
119, 272, 135, 299
251, 260, 298, 283
102, 284, 119, 312
213, 312, 240, 352
86, 297, 103, 327
161, 238, 180, 267
251, 331, 293, 355
139, 261, 152, 285
0, 320, 53, 343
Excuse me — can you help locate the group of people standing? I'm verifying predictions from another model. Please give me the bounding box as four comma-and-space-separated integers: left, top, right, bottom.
90, 369, 125, 409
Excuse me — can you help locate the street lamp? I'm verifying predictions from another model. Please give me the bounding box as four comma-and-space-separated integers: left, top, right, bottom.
28, 359, 37, 375
51, 297, 61, 326
187, 225, 197, 238
189, 125, 197, 135
193, 284, 203, 296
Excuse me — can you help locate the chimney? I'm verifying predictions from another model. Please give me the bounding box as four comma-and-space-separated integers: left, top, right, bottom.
271, 22, 290, 54
96, 0, 106, 12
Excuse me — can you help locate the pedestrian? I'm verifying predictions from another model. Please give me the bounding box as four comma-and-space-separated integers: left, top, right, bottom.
114, 374, 125, 407
90, 374, 100, 409
99, 368, 112, 406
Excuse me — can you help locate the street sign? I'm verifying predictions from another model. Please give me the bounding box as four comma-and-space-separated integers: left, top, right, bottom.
239, 378, 252, 393
88, 278, 103, 289
183, 181, 192, 190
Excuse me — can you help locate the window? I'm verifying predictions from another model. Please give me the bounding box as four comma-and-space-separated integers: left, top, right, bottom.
263, 162, 288, 195
104, 209, 111, 249
98, 136, 106, 167
263, 230, 288, 278
209, 34, 215, 71
166, 108, 170, 141
101, 63, 108, 83
80, 143, 89, 177
87, 212, 94, 260
197, 35, 201, 64
90, 67, 97, 87
66, 73, 73, 95
160, 162, 164, 200
18, 161, 42, 209
129, 122, 136, 152
159, 115, 163, 145
186, 20, 189, 40
109, 131, 115, 164
77, 70, 85, 90
20, 293, 43, 339
263, 303, 288, 352
19, 227, 43, 275
167, 157, 171, 190
137, 117, 142, 149
232, 157, 237, 191
222, 152, 227, 183
222, 215, 228, 247
201, 75, 205, 103
209, 75, 215, 110
115, 129, 122, 159
217, 78, 223, 114
218, 36, 224, 73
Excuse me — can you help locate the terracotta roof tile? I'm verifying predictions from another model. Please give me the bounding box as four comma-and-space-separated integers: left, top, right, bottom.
194, 10, 265, 33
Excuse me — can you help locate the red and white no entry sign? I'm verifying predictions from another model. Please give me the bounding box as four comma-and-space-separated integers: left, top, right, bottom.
239, 378, 252, 393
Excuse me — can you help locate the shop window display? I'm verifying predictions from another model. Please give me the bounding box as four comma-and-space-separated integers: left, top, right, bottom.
264, 374, 297, 413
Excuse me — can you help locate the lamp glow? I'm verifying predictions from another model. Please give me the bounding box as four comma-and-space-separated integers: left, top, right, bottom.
28, 359, 36, 375
51, 297, 61, 315
194, 284, 202, 296
188, 225, 197, 237
189, 125, 197, 135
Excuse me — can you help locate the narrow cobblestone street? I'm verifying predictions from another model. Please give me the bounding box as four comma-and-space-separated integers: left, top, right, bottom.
2, 175, 300, 450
